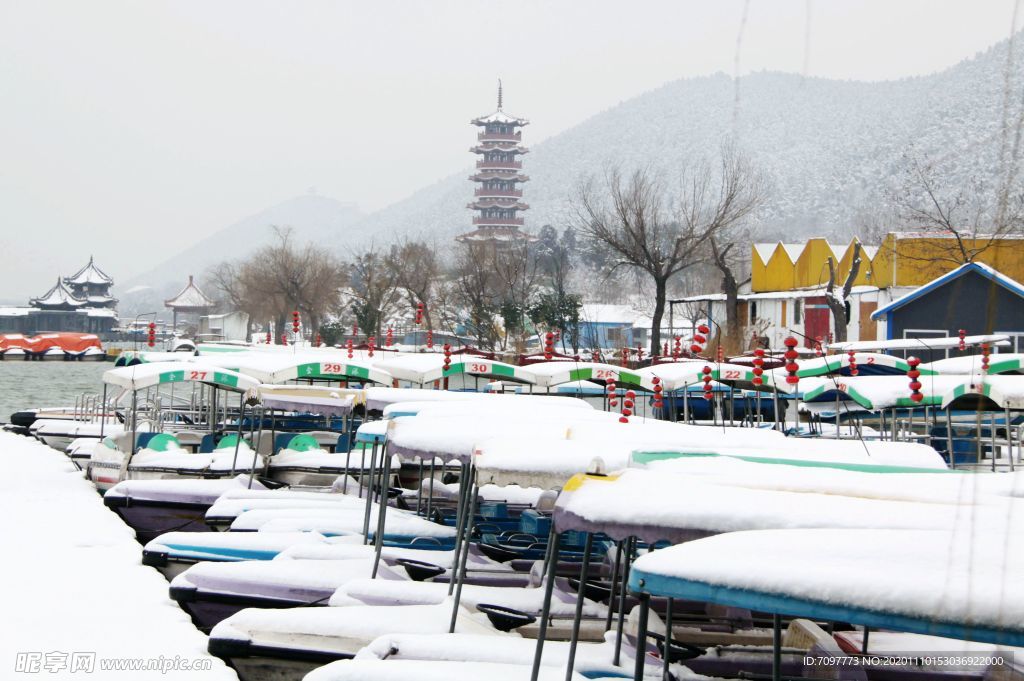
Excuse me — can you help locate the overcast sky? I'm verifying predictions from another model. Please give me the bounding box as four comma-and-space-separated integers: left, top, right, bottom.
1, 0, 1021, 301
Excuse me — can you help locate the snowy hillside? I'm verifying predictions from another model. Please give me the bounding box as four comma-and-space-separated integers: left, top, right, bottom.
342, 36, 1023, 246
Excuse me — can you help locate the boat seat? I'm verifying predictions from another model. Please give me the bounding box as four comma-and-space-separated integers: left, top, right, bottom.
215, 434, 251, 450
139, 432, 180, 452
199, 433, 217, 453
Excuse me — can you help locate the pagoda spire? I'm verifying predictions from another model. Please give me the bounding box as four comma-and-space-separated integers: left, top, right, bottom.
497, 79, 503, 110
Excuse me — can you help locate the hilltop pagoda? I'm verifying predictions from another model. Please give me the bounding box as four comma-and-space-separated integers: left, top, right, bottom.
457, 82, 533, 243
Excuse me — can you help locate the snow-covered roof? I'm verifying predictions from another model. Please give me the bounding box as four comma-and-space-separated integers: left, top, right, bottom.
165, 275, 214, 310
30, 278, 86, 308
64, 256, 113, 285
579, 303, 650, 326
752, 243, 777, 263
455, 227, 535, 242
471, 109, 530, 126
872, 262, 1024, 319
780, 243, 805, 261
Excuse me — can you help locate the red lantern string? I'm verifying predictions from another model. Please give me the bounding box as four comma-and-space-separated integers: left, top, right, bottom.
958, 329, 966, 352
281, 334, 288, 346
607, 378, 617, 409
592, 348, 601, 363
620, 347, 629, 367
426, 329, 433, 350
907, 356, 923, 403
981, 343, 990, 373
346, 339, 353, 359
716, 346, 724, 363
751, 348, 765, 386
652, 375, 664, 411
663, 341, 669, 357
352, 323, 359, 338
847, 350, 858, 377
265, 329, 272, 345
443, 343, 452, 371
315, 334, 321, 348
621, 389, 635, 423
783, 337, 800, 386
292, 310, 300, 336
367, 336, 375, 358
702, 364, 714, 401
636, 345, 644, 362
673, 336, 682, 359
415, 302, 424, 326
691, 324, 710, 355
147, 322, 156, 348
544, 331, 554, 361
814, 336, 823, 357
385, 326, 393, 347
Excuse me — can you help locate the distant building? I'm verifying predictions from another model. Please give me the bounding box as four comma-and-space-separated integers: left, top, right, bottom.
871, 262, 1024, 358
457, 81, 534, 244
578, 304, 651, 350
684, 232, 1024, 351
164, 275, 215, 332
0, 257, 118, 335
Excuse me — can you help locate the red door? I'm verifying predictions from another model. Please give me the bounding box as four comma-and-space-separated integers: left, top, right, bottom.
803, 296, 831, 348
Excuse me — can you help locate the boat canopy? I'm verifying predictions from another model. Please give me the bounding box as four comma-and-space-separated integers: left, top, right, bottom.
102, 362, 261, 393
628, 526, 1024, 647
553, 467, 1011, 545
940, 375, 1024, 410
526, 361, 648, 389
638, 361, 792, 393
442, 357, 535, 384
925, 353, 1024, 376
257, 392, 355, 417
781, 352, 918, 378
373, 354, 449, 385
828, 334, 1011, 353
799, 374, 971, 410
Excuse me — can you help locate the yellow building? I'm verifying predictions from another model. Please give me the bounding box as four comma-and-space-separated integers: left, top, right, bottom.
751, 233, 1024, 293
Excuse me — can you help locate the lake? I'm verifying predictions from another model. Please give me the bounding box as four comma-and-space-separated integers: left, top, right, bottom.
0, 361, 109, 423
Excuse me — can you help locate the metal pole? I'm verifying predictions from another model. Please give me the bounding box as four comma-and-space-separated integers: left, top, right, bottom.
449, 472, 479, 632
371, 449, 393, 578
946, 408, 955, 470
530, 530, 561, 681
426, 457, 436, 519
415, 459, 425, 515
564, 532, 594, 681
772, 613, 782, 681
362, 441, 379, 544
662, 598, 673, 681
99, 384, 108, 438
447, 461, 471, 596
1007, 406, 1015, 472
605, 541, 623, 631
613, 537, 635, 666
633, 593, 650, 681
229, 393, 244, 475
991, 414, 998, 472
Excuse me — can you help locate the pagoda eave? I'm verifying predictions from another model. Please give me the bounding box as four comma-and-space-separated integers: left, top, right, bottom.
469, 145, 529, 154
469, 173, 530, 182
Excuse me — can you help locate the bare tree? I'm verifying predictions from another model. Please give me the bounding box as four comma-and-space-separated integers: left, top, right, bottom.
890, 152, 1024, 266
825, 241, 862, 343
388, 239, 441, 330
708, 230, 752, 353
348, 245, 400, 340
490, 239, 541, 351
576, 150, 765, 357
451, 241, 501, 350
209, 227, 343, 338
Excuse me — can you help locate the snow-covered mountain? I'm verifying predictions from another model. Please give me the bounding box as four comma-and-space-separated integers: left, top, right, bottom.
341, 36, 1023, 247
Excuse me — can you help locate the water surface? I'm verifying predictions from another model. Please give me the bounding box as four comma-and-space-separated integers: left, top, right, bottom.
0, 362, 109, 423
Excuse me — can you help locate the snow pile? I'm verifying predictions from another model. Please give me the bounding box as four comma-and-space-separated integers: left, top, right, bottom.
0, 432, 236, 680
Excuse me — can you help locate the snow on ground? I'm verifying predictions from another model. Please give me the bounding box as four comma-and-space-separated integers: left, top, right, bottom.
0, 432, 237, 680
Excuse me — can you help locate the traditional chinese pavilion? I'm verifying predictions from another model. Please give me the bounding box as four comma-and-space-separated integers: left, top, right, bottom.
457, 82, 533, 243
164, 275, 214, 332
0, 257, 119, 334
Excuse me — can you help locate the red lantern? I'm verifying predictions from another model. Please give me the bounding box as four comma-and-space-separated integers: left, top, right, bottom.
716, 346, 724, 363
426, 329, 434, 349
607, 378, 617, 409
281, 333, 288, 346
783, 337, 800, 386
346, 338, 353, 359
702, 365, 714, 401
352, 323, 359, 338
907, 356, 924, 403
544, 331, 554, 361
652, 375, 664, 410
620, 347, 629, 367
673, 336, 682, 359
752, 347, 765, 386
636, 345, 644, 362
147, 321, 156, 348
315, 333, 322, 347
415, 301, 424, 326
958, 329, 966, 352
814, 336, 823, 357
847, 350, 858, 377
367, 336, 375, 358
443, 343, 452, 371
592, 348, 601, 363
663, 341, 669, 357
621, 389, 636, 422
292, 310, 300, 335
981, 343, 990, 373
386, 326, 393, 347
265, 329, 272, 345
